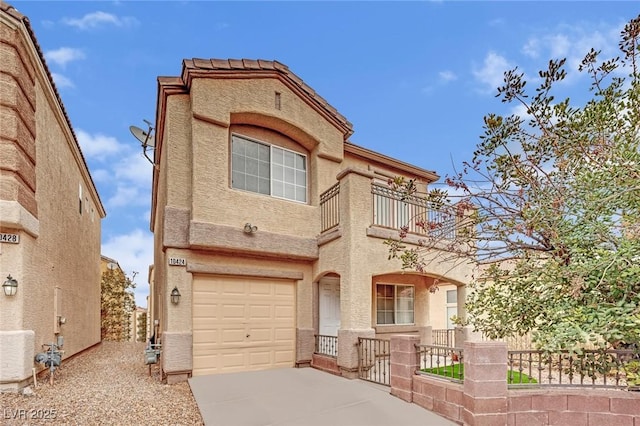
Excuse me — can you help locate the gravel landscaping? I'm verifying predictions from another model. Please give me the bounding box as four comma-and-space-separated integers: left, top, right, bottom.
0, 341, 204, 425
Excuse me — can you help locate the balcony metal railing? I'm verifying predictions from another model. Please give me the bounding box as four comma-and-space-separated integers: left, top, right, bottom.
320, 183, 340, 233
314, 334, 338, 357
371, 183, 457, 240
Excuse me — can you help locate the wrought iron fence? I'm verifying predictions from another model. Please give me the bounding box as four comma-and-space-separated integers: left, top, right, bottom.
508, 349, 637, 388
371, 183, 457, 239
416, 344, 464, 383
482, 332, 533, 351
432, 329, 455, 347
314, 334, 337, 357
358, 337, 390, 386
320, 183, 340, 233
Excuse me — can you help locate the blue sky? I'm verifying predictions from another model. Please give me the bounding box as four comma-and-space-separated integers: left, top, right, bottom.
10, 1, 638, 306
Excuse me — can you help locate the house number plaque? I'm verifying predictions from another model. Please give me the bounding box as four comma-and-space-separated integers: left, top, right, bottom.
168, 257, 186, 266
0, 233, 19, 244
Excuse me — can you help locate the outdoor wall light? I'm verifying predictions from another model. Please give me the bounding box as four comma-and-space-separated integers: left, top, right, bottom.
243, 223, 258, 234
170, 286, 181, 305
2, 275, 18, 296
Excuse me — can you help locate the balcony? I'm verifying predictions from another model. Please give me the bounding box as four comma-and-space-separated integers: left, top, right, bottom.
320, 180, 459, 240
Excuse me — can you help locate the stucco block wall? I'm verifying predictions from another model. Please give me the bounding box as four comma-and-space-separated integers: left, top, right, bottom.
162, 331, 193, 373
0, 5, 104, 389
0, 330, 34, 391
507, 390, 640, 426
185, 78, 341, 239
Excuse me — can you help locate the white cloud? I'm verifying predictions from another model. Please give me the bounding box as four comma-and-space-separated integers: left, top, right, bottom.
107, 185, 149, 208
62, 11, 137, 30
76, 129, 127, 159
114, 153, 153, 186
102, 229, 154, 307
90, 168, 112, 183
50, 73, 74, 89
520, 20, 627, 84
472, 51, 515, 93
522, 38, 540, 59
510, 103, 531, 120
439, 70, 457, 82
548, 34, 571, 59
44, 47, 85, 68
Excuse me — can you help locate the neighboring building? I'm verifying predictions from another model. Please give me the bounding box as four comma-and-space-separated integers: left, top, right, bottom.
132, 306, 147, 343
149, 58, 474, 383
0, 2, 105, 391
100, 255, 136, 342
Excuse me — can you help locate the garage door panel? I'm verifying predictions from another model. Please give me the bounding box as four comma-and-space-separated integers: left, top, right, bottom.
221, 304, 246, 318
275, 350, 294, 363
193, 276, 295, 376
221, 328, 247, 344
275, 305, 294, 319
249, 282, 272, 295
249, 304, 271, 319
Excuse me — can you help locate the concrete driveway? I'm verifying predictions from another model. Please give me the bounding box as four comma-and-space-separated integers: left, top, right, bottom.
188, 367, 457, 426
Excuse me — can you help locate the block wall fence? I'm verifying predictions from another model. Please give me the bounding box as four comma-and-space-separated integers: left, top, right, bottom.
388, 335, 640, 426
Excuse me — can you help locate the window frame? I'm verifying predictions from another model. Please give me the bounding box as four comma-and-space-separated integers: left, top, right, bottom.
375, 283, 415, 326
230, 133, 308, 204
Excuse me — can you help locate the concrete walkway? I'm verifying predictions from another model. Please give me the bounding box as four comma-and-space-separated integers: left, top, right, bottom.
189, 367, 457, 426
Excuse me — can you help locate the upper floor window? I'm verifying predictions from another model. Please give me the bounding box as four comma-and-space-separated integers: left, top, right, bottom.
231, 134, 307, 203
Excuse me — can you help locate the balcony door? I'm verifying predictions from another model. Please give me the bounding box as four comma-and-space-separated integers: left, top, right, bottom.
319, 277, 340, 337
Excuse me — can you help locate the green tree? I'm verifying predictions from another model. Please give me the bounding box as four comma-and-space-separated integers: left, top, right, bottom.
101, 268, 136, 341
389, 15, 640, 351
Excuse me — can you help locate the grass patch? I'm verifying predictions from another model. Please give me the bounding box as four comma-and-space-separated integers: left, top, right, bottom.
421, 364, 537, 384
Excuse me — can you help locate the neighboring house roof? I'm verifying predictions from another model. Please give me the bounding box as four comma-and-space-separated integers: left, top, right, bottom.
1, 1, 106, 218
181, 58, 354, 138
345, 141, 439, 183
100, 255, 119, 265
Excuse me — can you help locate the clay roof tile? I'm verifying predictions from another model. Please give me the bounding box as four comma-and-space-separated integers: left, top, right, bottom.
227, 59, 245, 69
192, 58, 214, 69
242, 59, 261, 69
210, 58, 232, 69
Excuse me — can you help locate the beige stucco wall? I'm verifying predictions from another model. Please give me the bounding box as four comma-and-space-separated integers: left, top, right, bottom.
151, 62, 474, 380
0, 7, 103, 390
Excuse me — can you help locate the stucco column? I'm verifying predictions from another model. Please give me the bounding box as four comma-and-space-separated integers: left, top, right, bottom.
335, 168, 377, 377
462, 341, 508, 426
415, 283, 432, 344
162, 257, 193, 384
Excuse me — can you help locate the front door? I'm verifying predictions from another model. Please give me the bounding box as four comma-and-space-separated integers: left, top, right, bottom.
319, 278, 340, 337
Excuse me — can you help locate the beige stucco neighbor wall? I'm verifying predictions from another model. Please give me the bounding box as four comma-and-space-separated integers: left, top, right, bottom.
0, 4, 104, 391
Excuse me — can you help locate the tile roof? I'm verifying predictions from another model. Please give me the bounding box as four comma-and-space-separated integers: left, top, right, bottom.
182, 58, 354, 136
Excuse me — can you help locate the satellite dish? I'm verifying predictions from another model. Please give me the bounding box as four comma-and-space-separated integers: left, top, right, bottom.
129, 119, 158, 168
129, 125, 155, 148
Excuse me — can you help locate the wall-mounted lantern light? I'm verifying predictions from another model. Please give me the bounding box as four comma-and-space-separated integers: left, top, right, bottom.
243, 223, 258, 234
3, 275, 18, 296
170, 286, 181, 305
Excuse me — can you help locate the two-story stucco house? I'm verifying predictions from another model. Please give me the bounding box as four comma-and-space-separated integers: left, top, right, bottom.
148, 58, 473, 384
0, 2, 105, 391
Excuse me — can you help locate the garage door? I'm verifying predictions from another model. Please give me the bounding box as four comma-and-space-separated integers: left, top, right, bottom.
192, 275, 296, 376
